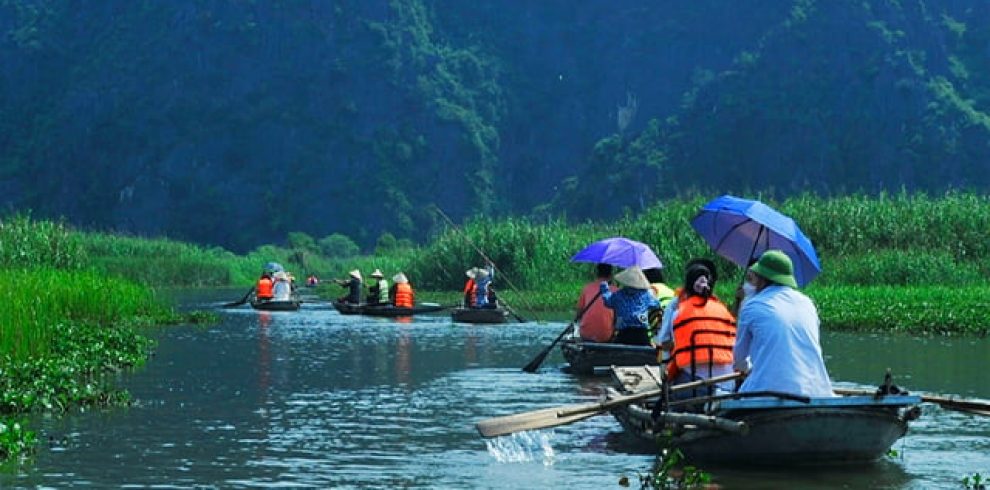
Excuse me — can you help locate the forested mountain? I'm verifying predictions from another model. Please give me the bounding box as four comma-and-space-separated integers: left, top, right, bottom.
2, 0, 988, 251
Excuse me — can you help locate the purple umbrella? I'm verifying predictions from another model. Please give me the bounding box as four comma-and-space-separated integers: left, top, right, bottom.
570, 237, 663, 269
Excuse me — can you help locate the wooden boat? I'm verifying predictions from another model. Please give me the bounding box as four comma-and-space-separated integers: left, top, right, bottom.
250, 298, 301, 311
331, 300, 445, 317
451, 307, 509, 324
560, 338, 659, 375
608, 366, 922, 466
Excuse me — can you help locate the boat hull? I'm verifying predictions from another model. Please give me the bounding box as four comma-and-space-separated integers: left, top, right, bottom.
451, 307, 509, 324
250, 299, 301, 311
614, 402, 912, 465
608, 366, 921, 466
560, 338, 658, 375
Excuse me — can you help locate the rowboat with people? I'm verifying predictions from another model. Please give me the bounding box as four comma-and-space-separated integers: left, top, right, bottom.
606, 366, 922, 465
332, 300, 446, 317
559, 338, 660, 375
250, 298, 302, 311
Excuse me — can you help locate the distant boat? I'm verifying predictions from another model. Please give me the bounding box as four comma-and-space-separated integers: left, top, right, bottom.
332, 300, 446, 317
451, 307, 509, 324
607, 366, 922, 465
250, 298, 301, 311
560, 338, 659, 375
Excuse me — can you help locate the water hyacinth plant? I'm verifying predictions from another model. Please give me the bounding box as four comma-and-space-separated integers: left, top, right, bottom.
0, 418, 35, 461
0, 215, 189, 461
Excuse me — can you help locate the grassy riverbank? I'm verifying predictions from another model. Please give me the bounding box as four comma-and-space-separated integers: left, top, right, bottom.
0, 216, 195, 461
350, 192, 990, 336
44, 191, 990, 338
4, 192, 987, 458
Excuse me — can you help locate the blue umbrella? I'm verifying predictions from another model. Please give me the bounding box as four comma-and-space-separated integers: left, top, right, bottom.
570, 237, 663, 269
263, 262, 285, 274
690, 195, 821, 287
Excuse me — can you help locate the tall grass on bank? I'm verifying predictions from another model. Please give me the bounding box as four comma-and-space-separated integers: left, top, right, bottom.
80, 232, 356, 288
811, 285, 990, 335
80, 232, 254, 286
0, 214, 82, 270
0, 268, 174, 362
401, 192, 990, 291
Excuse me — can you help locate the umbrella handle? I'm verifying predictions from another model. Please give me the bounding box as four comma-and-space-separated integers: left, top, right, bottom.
733, 225, 765, 315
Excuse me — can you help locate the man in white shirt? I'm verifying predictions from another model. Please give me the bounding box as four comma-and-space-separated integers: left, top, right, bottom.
733, 250, 834, 397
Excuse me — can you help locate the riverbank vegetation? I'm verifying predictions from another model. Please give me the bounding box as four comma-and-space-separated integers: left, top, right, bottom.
3, 191, 987, 458
379, 192, 990, 336
29, 192, 990, 337
0, 216, 192, 461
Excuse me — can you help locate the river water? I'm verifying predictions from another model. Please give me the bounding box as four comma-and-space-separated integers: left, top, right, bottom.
2, 289, 988, 488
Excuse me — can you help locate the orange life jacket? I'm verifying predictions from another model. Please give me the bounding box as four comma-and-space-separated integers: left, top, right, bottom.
667, 293, 736, 380
394, 282, 414, 308
463, 279, 476, 307
256, 277, 274, 299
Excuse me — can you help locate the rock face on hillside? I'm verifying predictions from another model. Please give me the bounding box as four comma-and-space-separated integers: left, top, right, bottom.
1, 1, 988, 250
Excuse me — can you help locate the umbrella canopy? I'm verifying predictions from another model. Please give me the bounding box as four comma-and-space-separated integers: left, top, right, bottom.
263, 262, 285, 274
570, 237, 663, 269
690, 195, 821, 287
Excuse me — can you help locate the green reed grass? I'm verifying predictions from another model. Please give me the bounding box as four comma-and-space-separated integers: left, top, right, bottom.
0, 268, 172, 362
325, 191, 990, 335
809, 285, 990, 335
0, 214, 83, 270
399, 192, 990, 292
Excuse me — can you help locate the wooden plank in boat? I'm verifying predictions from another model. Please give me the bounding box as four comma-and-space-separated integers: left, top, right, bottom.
611, 366, 664, 394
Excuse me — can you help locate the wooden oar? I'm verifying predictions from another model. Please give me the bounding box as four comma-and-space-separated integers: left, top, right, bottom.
223, 287, 255, 308
476, 372, 743, 438
432, 205, 538, 316
522, 290, 602, 373
834, 388, 990, 417
499, 298, 527, 323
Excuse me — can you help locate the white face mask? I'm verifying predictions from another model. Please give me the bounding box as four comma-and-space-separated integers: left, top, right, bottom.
742, 282, 757, 299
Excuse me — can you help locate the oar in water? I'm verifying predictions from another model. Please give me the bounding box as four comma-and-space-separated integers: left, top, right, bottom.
522, 290, 602, 373
432, 205, 537, 318
223, 287, 255, 308
834, 388, 990, 417
476, 372, 743, 438
500, 299, 527, 323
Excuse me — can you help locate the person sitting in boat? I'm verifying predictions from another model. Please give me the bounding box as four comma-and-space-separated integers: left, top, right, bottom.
733, 250, 834, 397
366, 269, 389, 306
335, 269, 363, 304
306, 274, 319, 287
272, 271, 293, 301
473, 265, 498, 309
576, 263, 617, 343
390, 272, 415, 308
462, 268, 478, 307
654, 259, 736, 400
643, 267, 675, 338
256, 272, 275, 301
601, 266, 659, 346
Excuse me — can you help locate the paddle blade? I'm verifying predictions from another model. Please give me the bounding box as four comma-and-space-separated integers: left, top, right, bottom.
223, 287, 256, 308
834, 388, 990, 417
521, 348, 551, 373
476, 403, 604, 438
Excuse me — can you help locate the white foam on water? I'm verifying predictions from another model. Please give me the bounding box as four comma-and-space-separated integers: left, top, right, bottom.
485, 430, 557, 466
